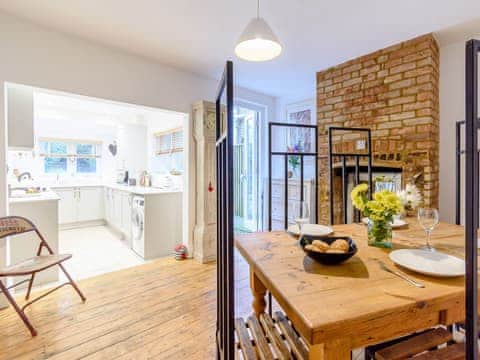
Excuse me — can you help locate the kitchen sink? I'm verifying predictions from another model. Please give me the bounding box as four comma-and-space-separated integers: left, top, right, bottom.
9, 187, 45, 198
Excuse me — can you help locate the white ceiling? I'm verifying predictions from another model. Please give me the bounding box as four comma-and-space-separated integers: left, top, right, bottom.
34, 89, 185, 127
1, 1, 480, 100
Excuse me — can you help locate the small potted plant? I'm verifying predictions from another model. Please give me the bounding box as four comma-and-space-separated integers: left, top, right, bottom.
287, 142, 303, 178
397, 183, 422, 217
351, 183, 403, 248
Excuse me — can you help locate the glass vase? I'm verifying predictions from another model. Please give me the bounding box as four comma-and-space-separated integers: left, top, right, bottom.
367, 219, 392, 248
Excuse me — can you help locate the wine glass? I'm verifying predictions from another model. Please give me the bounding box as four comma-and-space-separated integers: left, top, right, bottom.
293, 201, 310, 233
417, 208, 439, 251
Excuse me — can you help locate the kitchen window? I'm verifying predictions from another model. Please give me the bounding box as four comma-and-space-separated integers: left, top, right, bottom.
40, 138, 101, 176
154, 127, 183, 155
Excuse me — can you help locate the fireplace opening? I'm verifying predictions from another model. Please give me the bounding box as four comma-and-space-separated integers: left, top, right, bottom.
332, 165, 402, 224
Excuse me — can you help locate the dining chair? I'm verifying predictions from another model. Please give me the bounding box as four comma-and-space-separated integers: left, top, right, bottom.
0, 216, 86, 336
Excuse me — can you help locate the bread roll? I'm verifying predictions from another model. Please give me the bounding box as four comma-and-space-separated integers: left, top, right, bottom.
330, 239, 349, 252
311, 240, 330, 252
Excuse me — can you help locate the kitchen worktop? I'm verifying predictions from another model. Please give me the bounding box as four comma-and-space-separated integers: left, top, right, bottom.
49, 182, 182, 195
106, 183, 182, 195
9, 189, 61, 204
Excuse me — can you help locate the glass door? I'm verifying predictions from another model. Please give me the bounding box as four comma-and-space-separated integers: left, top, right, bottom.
233, 102, 261, 232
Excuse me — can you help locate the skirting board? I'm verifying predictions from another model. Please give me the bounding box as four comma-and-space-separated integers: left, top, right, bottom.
60, 219, 106, 231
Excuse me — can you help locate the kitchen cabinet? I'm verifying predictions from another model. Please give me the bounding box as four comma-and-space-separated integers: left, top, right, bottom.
104, 188, 132, 241
120, 191, 132, 243
77, 187, 103, 222
7, 85, 34, 149
55, 186, 103, 226
56, 188, 77, 224
104, 188, 113, 224
9, 196, 59, 289
112, 191, 122, 228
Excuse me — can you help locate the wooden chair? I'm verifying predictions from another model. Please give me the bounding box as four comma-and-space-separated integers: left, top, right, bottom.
371, 327, 466, 359
235, 311, 308, 360
0, 216, 86, 336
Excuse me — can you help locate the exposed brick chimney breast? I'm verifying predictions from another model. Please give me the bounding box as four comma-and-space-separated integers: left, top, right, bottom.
316, 34, 439, 224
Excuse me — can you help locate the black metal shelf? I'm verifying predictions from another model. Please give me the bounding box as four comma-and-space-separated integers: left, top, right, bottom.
328, 127, 373, 224
268, 122, 319, 231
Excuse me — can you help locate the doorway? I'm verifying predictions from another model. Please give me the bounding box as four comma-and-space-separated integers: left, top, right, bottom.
233, 101, 263, 233
5, 83, 189, 286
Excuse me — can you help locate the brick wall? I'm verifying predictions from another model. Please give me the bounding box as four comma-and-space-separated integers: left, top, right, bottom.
316, 34, 439, 224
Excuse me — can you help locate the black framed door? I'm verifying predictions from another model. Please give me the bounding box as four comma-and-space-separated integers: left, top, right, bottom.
216, 61, 235, 360
464, 39, 479, 360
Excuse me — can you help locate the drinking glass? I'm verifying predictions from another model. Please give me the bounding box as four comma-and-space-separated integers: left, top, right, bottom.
417, 208, 439, 251
293, 201, 310, 233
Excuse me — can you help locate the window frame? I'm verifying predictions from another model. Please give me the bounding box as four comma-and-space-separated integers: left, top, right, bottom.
39, 138, 102, 177
154, 127, 184, 155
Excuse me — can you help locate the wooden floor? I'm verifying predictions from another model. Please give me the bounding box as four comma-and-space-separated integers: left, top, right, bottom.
0, 253, 254, 360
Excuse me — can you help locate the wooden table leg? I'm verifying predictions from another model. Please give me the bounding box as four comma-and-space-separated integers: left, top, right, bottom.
308, 339, 351, 360
250, 269, 266, 316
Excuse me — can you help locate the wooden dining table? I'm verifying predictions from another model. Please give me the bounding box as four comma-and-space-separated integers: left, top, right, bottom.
235, 220, 476, 359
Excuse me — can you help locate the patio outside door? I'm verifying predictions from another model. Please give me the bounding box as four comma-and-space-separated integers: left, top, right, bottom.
233, 102, 262, 233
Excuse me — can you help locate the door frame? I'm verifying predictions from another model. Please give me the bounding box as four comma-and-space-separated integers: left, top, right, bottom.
234, 99, 266, 231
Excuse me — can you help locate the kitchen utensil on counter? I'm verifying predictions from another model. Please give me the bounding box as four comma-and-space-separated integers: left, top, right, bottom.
116, 169, 127, 184
139, 171, 151, 187
378, 260, 425, 288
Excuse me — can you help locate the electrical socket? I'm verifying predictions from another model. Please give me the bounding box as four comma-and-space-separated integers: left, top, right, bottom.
356, 140, 366, 150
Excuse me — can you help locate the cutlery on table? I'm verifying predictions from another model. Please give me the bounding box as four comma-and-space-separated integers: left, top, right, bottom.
378, 261, 425, 288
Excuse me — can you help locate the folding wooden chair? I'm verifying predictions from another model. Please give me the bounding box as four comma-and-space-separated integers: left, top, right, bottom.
0, 216, 86, 336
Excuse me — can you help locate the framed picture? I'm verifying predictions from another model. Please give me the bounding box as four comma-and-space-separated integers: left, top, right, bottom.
286, 100, 315, 152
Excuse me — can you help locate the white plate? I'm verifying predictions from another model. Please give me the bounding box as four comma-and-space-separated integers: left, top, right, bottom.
287, 224, 333, 237
361, 217, 407, 228
389, 249, 465, 277
391, 219, 408, 228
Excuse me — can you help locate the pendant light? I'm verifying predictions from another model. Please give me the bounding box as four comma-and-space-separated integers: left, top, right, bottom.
234, 0, 282, 62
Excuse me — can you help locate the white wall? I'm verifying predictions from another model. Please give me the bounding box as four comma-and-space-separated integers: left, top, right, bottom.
116, 123, 148, 180
0, 10, 277, 306
438, 34, 480, 223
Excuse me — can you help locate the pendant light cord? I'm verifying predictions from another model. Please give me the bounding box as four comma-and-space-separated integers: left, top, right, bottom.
257, 0, 260, 18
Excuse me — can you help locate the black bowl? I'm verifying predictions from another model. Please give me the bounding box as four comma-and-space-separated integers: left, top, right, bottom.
299, 235, 358, 265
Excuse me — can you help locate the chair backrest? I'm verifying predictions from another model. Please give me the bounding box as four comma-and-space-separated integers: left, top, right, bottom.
0, 216, 37, 239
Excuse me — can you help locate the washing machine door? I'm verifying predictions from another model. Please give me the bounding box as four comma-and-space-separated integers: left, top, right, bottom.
131, 204, 144, 257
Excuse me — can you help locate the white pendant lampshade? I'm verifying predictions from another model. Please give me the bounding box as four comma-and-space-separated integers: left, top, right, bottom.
235, 1, 282, 62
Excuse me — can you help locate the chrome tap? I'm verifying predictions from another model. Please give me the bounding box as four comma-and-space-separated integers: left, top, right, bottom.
17, 172, 32, 182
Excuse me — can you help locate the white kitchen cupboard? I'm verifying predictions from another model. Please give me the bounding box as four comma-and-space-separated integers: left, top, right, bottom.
104, 188, 132, 241
56, 188, 77, 224
77, 187, 104, 222
120, 192, 132, 242
269, 178, 316, 231
104, 187, 113, 224
112, 190, 122, 227
9, 197, 59, 289
55, 186, 104, 227
7, 85, 34, 149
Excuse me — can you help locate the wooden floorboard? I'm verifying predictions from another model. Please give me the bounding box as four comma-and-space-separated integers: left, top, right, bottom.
0, 253, 255, 360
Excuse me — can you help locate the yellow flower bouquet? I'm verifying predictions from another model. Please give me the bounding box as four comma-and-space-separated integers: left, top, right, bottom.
351, 183, 403, 248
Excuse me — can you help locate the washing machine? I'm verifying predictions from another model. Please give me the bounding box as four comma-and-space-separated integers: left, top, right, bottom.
131, 196, 145, 258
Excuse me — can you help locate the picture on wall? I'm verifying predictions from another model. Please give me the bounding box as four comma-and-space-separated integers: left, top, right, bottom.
286, 101, 314, 152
